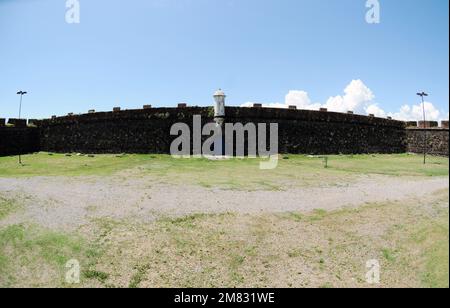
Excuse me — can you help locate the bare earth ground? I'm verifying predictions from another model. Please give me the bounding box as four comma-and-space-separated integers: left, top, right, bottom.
0, 175, 448, 231
0, 154, 448, 288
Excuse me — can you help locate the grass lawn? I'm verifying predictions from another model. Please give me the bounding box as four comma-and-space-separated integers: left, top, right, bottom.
0, 196, 21, 220
0, 191, 448, 288
0, 153, 448, 191
0, 153, 448, 288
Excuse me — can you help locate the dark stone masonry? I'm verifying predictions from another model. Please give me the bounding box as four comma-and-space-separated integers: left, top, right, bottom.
38, 107, 213, 154
406, 127, 449, 157
225, 107, 407, 155
0, 126, 40, 156
0, 106, 448, 157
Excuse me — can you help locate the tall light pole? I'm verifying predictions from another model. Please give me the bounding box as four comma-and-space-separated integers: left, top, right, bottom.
416, 92, 428, 165
16, 91, 27, 165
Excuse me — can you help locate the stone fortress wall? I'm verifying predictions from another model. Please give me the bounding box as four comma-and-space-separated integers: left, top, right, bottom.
0, 105, 448, 157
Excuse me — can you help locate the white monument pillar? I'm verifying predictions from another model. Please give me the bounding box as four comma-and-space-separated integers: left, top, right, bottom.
213, 89, 226, 156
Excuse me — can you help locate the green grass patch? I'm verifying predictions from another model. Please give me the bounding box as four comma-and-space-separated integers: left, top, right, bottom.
322, 153, 449, 177
309, 209, 327, 221
1, 193, 448, 287
0, 224, 101, 287
163, 213, 209, 227
1, 153, 447, 191
382, 248, 397, 262
413, 218, 449, 288
129, 264, 151, 288
285, 212, 304, 222
0, 153, 151, 177
287, 249, 302, 258
0, 195, 21, 220
83, 270, 109, 283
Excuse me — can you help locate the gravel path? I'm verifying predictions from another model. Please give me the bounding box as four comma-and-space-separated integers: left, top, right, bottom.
0, 175, 448, 231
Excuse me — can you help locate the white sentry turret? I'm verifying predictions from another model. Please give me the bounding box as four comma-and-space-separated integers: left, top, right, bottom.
213, 89, 226, 118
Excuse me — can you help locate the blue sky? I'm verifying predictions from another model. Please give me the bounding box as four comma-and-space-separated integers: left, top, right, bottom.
0, 0, 448, 120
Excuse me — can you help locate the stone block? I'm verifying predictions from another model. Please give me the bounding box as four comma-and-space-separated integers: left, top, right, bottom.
7, 118, 27, 127
418, 121, 438, 128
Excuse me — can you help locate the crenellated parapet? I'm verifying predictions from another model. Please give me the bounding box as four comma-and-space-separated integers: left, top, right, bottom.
1, 105, 448, 156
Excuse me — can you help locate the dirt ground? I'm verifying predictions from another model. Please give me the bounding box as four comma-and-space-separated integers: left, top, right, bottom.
0, 154, 448, 288
0, 175, 447, 231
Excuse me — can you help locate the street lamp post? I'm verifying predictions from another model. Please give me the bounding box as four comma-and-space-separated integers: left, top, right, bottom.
16, 91, 27, 165
416, 92, 428, 165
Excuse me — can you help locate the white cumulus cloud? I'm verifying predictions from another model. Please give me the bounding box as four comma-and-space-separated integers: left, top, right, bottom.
388, 102, 441, 121
285, 90, 322, 110
324, 80, 375, 114
366, 104, 387, 117
241, 79, 448, 121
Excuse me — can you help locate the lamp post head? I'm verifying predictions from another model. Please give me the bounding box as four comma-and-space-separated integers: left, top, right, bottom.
416, 92, 428, 97
17, 91, 27, 95
213, 89, 226, 117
